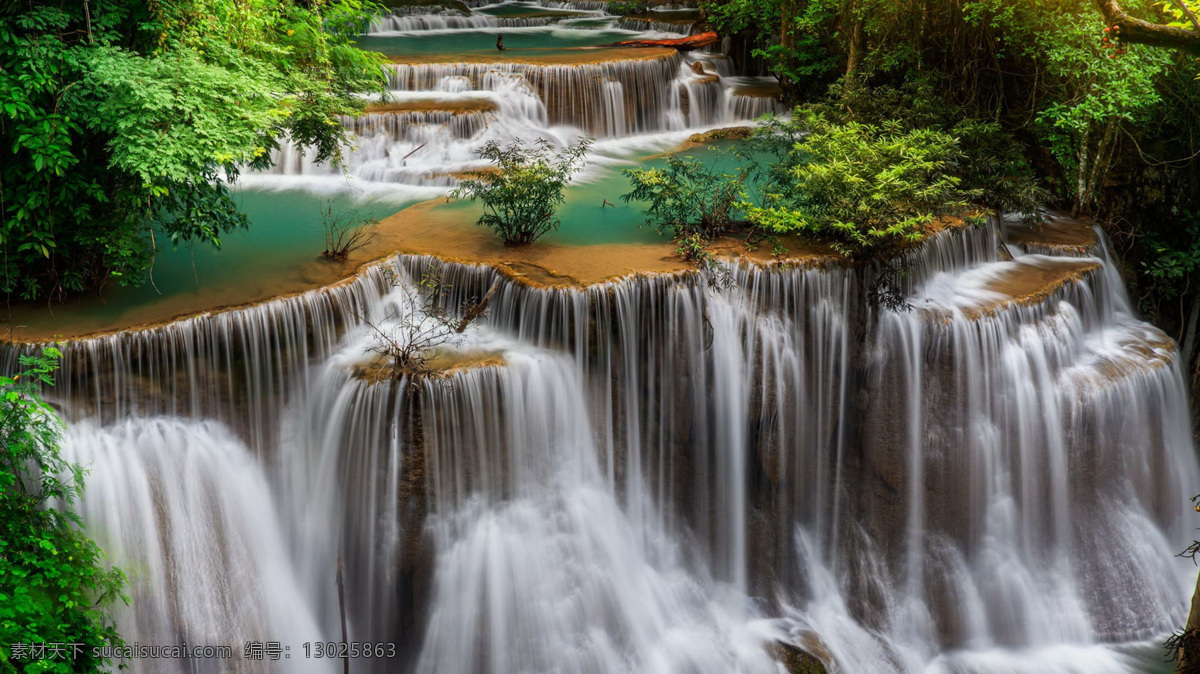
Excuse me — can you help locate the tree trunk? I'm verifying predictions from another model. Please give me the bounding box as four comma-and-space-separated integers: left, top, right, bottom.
1179, 570, 1200, 673
846, 11, 866, 75
781, 0, 796, 49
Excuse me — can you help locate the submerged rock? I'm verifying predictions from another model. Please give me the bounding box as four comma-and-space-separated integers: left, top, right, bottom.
687, 126, 753, 143
772, 641, 828, 674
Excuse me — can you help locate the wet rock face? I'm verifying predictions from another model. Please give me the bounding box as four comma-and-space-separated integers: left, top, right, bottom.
773, 641, 828, 674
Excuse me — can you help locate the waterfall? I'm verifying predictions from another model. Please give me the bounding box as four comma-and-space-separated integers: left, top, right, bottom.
13, 219, 1197, 673
615, 17, 695, 34
385, 55, 686, 137
370, 13, 561, 32
62, 419, 331, 673
259, 7, 777, 188
415, 351, 779, 674
680, 71, 727, 126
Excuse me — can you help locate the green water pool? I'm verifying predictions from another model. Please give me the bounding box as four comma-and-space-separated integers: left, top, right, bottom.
2, 142, 765, 336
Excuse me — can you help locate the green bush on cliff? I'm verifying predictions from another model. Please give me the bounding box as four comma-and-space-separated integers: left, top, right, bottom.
452, 137, 593, 246
0, 349, 125, 673
743, 110, 975, 261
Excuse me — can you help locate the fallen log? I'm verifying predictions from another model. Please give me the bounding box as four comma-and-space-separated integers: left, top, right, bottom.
598, 31, 719, 52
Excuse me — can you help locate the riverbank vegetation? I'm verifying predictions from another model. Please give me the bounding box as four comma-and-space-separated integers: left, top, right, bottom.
0, 349, 125, 673
697, 0, 1200, 387
0, 0, 386, 301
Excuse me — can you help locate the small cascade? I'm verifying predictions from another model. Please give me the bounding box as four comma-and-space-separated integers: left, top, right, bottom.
679, 63, 726, 125
725, 75, 786, 119
371, 12, 496, 32
38, 264, 391, 451
385, 55, 685, 136
371, 13, 559, 31
615, 16, 695, 34
342, 110, 491, 142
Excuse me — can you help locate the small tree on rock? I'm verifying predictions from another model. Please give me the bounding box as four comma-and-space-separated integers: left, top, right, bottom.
451, 138, 593, 246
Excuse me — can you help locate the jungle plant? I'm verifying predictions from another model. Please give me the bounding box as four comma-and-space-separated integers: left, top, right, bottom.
621, 151, 749, 241
451, 138, 593, 246
743, 111, 975, 262
360, 262, 496, 380
0, 348, 125, 673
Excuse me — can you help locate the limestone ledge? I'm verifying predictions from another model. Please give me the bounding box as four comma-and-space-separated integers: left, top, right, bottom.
364, 99, 499, 115
0, 196, 835, 344
386, 47, 678, 66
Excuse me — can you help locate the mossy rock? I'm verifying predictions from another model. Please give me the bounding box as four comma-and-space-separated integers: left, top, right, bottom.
687, 126, 754, 143
772, 641, 828, 674
380, 0, 472, 15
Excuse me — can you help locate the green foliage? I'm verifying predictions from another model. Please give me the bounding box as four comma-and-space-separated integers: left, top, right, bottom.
0, 0, 388, 300
951, 119, 1050, 219
1140, 213, 1200, 300
744, 111, 975, 261
451, 138, 593, 246
0, 349, 125, 673
620, 151, 748, 240
607, 1, 650, 15
701, 0, 840, 98
796, 75, 1048, 220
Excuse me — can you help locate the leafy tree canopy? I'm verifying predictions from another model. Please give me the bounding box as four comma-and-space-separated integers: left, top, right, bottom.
0, 0, 387, 300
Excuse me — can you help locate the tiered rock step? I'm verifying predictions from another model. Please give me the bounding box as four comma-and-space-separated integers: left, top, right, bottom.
979, 257, 1101, 311
1005, 213, 1099, 256
615, 10, 698, 33
344, 99, 498, 140
365, 99, 498, 114
914, 256, 1102, 322
727, 77, 784, 117
355, 349, 507, 383
386, 46, 676, 65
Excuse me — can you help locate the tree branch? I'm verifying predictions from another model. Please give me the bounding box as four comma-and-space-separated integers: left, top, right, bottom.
1094, 0, 1200, 54
1169, 0, 1200, 33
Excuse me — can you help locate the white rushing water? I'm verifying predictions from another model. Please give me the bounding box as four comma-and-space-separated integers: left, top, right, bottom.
27, 218, 1197, 673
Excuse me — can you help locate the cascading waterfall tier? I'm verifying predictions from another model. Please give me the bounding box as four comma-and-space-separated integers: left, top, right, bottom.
261, 4, 778, 187
15, 219, 1198, 673
385, 53, 686, 137
371, 12, 562, 31
614, 16, 696, 33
